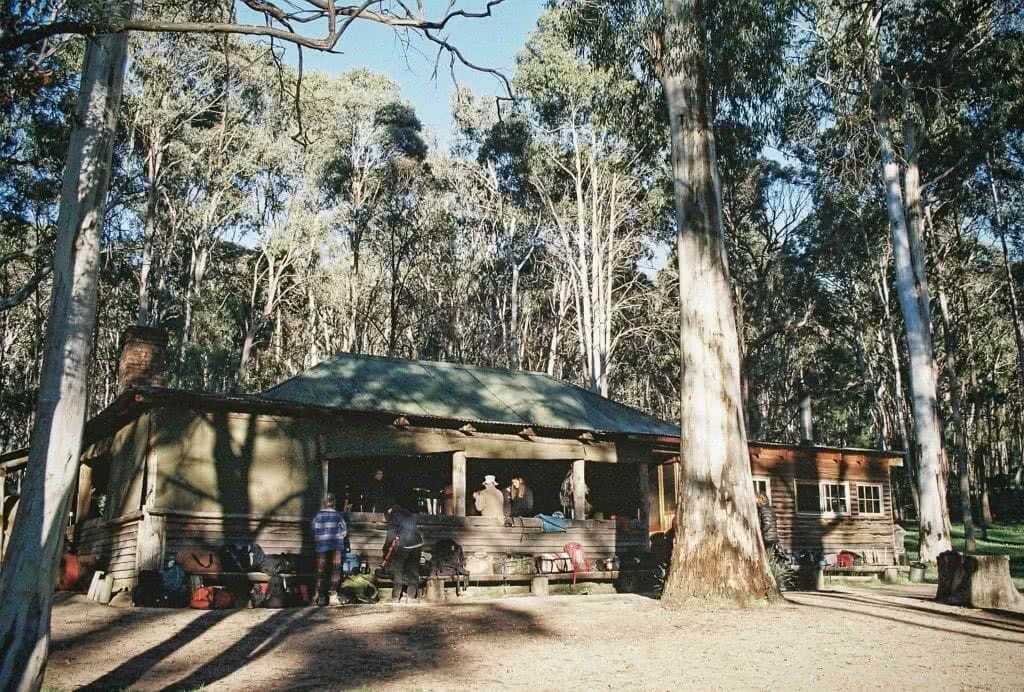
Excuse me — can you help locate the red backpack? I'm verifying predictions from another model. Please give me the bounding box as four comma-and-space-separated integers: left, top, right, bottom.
190, 586, 234, 609
563, 542, 593, 585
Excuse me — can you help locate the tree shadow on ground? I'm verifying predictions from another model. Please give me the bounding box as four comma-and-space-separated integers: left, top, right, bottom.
69, 602, 549, 691
786, 590, 1024, 645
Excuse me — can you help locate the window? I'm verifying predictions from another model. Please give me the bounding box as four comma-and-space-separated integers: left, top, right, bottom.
795, 481, 851, 514
796, 482, 820, 513
857, 484, 883, 515
752, 476, 771, 504
822, 482, 849, 514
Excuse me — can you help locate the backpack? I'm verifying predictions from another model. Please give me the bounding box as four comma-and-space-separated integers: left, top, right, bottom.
190, 586, 233, 609
160, 562, 189, 593
339, 575, 380, 604
563, 542, 593, 585
430, 539, 468, 577
537, 514, 569, 533
343, 552, 362, 575
264, 575, 288, 608
132, 569, 164, 607
223, 542, 267, 572
259, 554, 294, 577
250, 582, 269, 608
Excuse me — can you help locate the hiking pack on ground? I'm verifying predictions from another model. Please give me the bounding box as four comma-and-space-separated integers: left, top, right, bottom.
430, 539, 470, 595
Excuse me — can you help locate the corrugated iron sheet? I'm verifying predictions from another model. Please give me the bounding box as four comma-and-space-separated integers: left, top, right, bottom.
260, 353, 677, 436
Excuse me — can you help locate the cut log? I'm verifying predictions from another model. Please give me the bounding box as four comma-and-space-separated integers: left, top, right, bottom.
936, 551, 1024, 611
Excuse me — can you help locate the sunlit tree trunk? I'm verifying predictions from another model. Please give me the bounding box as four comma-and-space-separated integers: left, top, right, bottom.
0, 15, 131, 690
872, 90, 951, 561
659, 0, 774, 604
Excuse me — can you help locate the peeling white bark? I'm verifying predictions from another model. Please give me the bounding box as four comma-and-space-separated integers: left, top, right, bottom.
0, 12, 131, 689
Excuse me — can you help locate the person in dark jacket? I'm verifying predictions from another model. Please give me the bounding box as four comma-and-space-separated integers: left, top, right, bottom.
756, 493, 779, 555
508, 476, 534, 517
364, 468, 393, 513
383, 504, 423, 601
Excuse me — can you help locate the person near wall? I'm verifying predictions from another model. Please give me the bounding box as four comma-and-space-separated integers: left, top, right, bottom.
442, 484, 455, 516
508, 476, 534, 517
473, 475, 505, 525
383, 504, 424, 602
312, 493, 348, 607
756, 492, 779, 556
363, 468, 393, 513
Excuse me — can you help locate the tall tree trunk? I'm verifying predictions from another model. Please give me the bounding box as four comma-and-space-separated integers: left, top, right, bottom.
659, 0, 774, 604
136, 137, 163, 325
936, 283, 975, 552
799, 368, 814, 444
988, 157, 1024, 402
873, 96, 951, 562
0, 16, 130, 690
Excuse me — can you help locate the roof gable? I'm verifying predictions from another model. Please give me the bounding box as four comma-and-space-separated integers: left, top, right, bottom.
260, 352, 677, 436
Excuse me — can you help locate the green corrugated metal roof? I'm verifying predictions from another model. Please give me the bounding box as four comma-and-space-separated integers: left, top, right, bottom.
260, 352, 677, 436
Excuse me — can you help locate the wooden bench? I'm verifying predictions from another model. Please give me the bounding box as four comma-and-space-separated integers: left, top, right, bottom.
409, 570, 644, 601
794, 563, 909, 588
824, 565, 908, 583
187, 571, 315, 589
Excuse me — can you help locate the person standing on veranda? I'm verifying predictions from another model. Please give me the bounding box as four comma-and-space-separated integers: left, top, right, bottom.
474, 475, 505, 525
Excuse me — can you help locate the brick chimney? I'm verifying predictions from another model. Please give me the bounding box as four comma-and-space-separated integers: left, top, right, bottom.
118, 326, 168, 393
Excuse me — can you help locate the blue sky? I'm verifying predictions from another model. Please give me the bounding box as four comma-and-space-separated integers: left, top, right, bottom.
276, 1, 547, 141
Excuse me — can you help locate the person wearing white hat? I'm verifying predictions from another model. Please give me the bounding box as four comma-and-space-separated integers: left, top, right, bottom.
473, 475, 505, 525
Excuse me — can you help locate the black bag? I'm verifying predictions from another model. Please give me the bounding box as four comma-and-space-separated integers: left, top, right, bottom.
222, 543, 267, 572
250, 583, 269, 608
132, 569, 164, 607
265, 575, 287, 608
259, 553, 294, 577
430, 539, 468, 577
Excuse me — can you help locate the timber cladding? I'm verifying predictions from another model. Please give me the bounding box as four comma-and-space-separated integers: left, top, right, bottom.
75, 512, 141, 591
749, 445, 899, 563
162, 511, 647, 566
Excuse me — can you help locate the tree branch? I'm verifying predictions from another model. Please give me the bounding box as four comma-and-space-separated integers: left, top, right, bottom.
2, 1, 512, 53
0, 266, 51, 312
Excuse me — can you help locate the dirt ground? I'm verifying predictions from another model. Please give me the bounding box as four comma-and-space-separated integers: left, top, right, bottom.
44, 584, 1023, 691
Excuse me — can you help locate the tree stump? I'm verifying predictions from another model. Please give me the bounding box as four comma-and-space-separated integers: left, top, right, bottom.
936, 551, 1024, 611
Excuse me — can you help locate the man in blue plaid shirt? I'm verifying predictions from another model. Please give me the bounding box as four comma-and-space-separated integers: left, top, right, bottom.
312, 493, 347, 606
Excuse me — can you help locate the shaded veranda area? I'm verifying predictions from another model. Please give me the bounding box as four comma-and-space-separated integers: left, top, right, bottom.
45, 586, 1023, 691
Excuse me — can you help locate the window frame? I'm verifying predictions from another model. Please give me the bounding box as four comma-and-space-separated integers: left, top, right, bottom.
856, 483, 884, 516
794, 480, 852, 516
794, 481, 822, 515
751, 476, 772, 504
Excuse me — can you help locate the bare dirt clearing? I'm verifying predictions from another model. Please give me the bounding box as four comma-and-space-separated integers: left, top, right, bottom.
45, 585, 1023, 691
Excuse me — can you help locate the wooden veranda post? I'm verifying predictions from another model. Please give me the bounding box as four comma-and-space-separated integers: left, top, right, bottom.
75, 462, 93, 525
637, 463, 650, 530
135, 414, 165, 573
452, 451, 467, 516
572, 459, 586, 519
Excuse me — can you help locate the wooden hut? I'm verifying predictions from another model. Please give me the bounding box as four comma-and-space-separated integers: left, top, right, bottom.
0, 341, 905, 590
647, 441, 904, 565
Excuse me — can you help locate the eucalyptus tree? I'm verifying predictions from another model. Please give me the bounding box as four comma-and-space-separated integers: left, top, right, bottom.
557, 0, 795, 602
796, 0, 1023, 560
0, 2, 511, 688
122, 32, 235, 326
517, 10, 664, 396
320, 69, 427, 353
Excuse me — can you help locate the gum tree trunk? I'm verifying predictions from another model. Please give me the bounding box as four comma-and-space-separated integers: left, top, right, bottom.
0, 15, 130, 691
873, 97, 951, 562
659, 0, 775, 604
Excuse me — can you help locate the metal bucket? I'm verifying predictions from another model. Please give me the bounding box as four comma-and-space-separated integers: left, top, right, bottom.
909, 563, 926, 583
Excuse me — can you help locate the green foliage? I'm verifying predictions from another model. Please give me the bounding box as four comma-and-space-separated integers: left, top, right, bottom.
903, 523, 1024, 589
